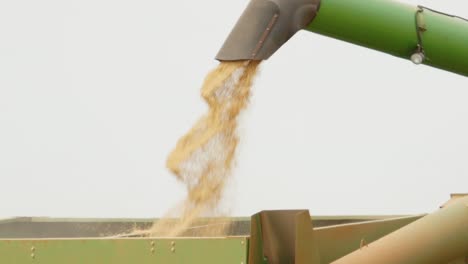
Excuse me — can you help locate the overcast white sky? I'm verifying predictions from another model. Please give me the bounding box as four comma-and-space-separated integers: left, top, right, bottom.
0, 0, 467, 218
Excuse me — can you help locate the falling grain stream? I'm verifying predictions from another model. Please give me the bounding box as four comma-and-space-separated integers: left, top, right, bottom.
149, 61, 260, 237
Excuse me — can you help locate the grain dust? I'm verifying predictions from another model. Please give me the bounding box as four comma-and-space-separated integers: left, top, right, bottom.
149, 60, 260, 237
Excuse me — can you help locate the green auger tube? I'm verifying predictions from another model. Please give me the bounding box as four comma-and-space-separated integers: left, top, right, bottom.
217, 0, 468, 77
308, 0, 468, 77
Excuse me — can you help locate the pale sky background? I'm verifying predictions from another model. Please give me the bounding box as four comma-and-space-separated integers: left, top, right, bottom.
0, 0, 467, 218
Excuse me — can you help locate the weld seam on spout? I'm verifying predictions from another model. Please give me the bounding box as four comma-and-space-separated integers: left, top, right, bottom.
251, 14, 279, 59
216, 0, 320, 61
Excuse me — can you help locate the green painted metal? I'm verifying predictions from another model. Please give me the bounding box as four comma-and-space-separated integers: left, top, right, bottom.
0, 237, 248, 264
0, 211, 462, 264
0, 216, 397, 239
307, 0, 468, 76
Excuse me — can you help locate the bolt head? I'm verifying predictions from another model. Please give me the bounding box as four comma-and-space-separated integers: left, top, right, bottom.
411, 52, 425, 65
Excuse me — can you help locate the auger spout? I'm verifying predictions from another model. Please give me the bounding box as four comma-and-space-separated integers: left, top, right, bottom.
216, 0, 321, 61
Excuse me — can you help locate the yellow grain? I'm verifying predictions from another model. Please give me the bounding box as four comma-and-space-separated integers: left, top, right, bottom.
150, 61, 260, 237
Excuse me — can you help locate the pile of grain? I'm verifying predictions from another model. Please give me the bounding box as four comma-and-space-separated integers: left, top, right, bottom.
150, 60, 260, 237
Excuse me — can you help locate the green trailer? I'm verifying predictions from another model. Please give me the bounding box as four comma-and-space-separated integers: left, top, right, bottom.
1, 194, 468, 263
